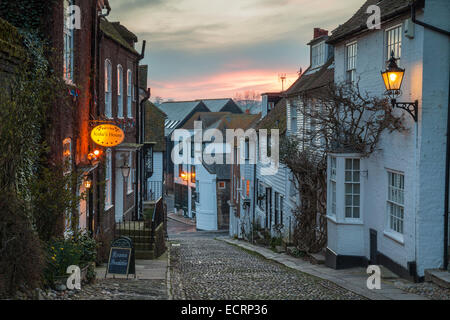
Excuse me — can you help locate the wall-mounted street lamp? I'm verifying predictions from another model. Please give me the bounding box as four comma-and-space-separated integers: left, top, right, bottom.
381, 51, 418, 122
120, 159, 131, 179
84, 179, 92, 189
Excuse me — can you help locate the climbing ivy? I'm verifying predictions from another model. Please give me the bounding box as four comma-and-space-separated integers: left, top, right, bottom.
0, 0, 59, 35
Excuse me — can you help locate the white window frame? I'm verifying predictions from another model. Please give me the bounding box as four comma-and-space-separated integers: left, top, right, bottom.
346, 41, 357, 84
328, 156, 337, 217
344, 158, 360, 220
117, 65, 124, 118
105, 149, 113, 209
105, 59, 112, 118
385, 24, 402, 63
63, 0, 74, 83
311, 41, 326, 68
127, 152, 133, 194
386, 170, 405, 237
127, 69, 133, 118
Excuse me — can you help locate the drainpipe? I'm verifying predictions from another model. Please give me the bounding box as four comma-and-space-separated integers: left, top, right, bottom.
252, 157, 257, 244
411, 1, 450, 270
135, 40, 147, 220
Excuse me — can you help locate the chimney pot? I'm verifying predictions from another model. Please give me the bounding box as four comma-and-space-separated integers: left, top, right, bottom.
314, 28, 328, 39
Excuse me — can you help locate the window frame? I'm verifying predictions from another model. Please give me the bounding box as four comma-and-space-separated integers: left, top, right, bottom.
127, 152, 133, 194
385, 24, 402, 63
344, 158, 361, 220
345, 41, 357, 84
311, 41, 326, 68
329, 156, 337, 217
105, 59, 112, 118
117, 65, 124, 118
63, 0, 74, 84
105, 149, 113, 209
386, 170, 405, 236
127, 69, 133, 118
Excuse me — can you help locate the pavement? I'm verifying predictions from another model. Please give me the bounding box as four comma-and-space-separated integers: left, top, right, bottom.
221, 238, 429, 300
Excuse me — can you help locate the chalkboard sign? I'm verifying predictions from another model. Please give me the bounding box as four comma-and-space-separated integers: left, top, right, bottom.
106, 247, 132, 276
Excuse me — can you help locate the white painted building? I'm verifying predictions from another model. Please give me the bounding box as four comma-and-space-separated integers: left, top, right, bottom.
324, 0, 450, 280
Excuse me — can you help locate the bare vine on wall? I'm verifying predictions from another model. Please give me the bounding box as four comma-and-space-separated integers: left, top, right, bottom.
281, 82, 405, 253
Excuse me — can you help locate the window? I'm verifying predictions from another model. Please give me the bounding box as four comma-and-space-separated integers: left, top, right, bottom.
127, 69, 133, 118
117, 65, 123, 118
386, 25, 402, 62
268, 102, 275, 112
63, 138, 72, 175
105, 149, 112, 208
246, 180, 250, 197
105, 59, 112, 118
387, 171, 405, 234
127, 152, 133, 194
329, 156, 337, 216
345, 159, 360, 219
245, 139, 250, 161
63, 0, 74, 83
280, 195, 284, 225
218, 181, 226, 189
257, 180, 264, 209
311, 41, 326, 68
274, 192, 280, 225
290, 104, 298, 134
346, 42, 357, 84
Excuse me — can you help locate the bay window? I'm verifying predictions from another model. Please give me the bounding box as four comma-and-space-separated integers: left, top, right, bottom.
345, 159, 360, 219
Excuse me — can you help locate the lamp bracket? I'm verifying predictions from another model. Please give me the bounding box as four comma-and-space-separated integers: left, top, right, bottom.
392, 99, 418, 122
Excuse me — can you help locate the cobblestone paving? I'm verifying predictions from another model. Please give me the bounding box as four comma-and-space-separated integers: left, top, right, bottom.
170, 237, 366, 300
394, 280, 450, 300
41, 279, 167, 300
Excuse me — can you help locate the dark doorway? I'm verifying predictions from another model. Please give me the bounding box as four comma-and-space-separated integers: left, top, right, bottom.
370, 229, 378, 264
265, 188, 272, 230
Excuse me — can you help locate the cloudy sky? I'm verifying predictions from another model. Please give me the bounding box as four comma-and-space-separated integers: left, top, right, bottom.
108, 0, 364, 101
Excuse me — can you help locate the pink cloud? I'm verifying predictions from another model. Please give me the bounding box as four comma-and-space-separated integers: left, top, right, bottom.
149, 69, 299, 100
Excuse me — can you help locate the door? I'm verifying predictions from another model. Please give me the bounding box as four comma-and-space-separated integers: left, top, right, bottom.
115, 167, 124, 222
370, 229, 378, 264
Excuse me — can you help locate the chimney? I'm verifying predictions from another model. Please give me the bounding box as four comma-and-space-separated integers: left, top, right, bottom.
314, 28, 328, 39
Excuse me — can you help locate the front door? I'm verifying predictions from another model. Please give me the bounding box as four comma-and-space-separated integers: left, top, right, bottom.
115, 167, 124, 223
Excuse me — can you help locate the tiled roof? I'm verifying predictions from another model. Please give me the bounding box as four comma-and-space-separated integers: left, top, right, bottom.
158, 101, 208, 136
199, 98, 242, 113
100, 18, 139, 55
327, 0, 416, 44
285, 57, 334, 96
181, 112, 231, 130
144, 101, 166, 152
255, 98, 287, 133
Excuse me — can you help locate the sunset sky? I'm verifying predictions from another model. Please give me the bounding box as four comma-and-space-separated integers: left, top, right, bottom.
108, 0, 364, 101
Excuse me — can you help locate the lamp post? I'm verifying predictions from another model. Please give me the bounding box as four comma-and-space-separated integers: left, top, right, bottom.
381, 51, 418, 122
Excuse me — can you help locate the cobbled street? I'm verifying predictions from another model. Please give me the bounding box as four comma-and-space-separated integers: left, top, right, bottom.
169, 233, 365, 300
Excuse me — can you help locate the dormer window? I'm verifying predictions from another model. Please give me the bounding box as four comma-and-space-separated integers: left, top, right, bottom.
311, 41, 326, 68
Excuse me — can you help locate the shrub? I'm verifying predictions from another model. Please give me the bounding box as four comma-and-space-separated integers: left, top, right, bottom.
0, 192, 44, 298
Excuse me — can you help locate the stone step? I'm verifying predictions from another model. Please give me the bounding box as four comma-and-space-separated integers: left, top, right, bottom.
309, 252, 326, 265
425, 269, 450, 289
135, 249, 154, 260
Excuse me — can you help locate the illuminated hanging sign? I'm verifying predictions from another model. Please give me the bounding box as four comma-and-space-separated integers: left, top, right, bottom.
91, 124, 125, 147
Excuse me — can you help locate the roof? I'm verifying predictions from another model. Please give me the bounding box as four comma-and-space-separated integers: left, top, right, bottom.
200, 98, 242, 113
327, 0, 417, 44
100, 18, 139, 55
213, 113, 261, 132
181, 112, 231, 130
256, 98, 287, 133
158, 101, 208, 136
144, 101, 167, 152
285, 57, 334, 96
